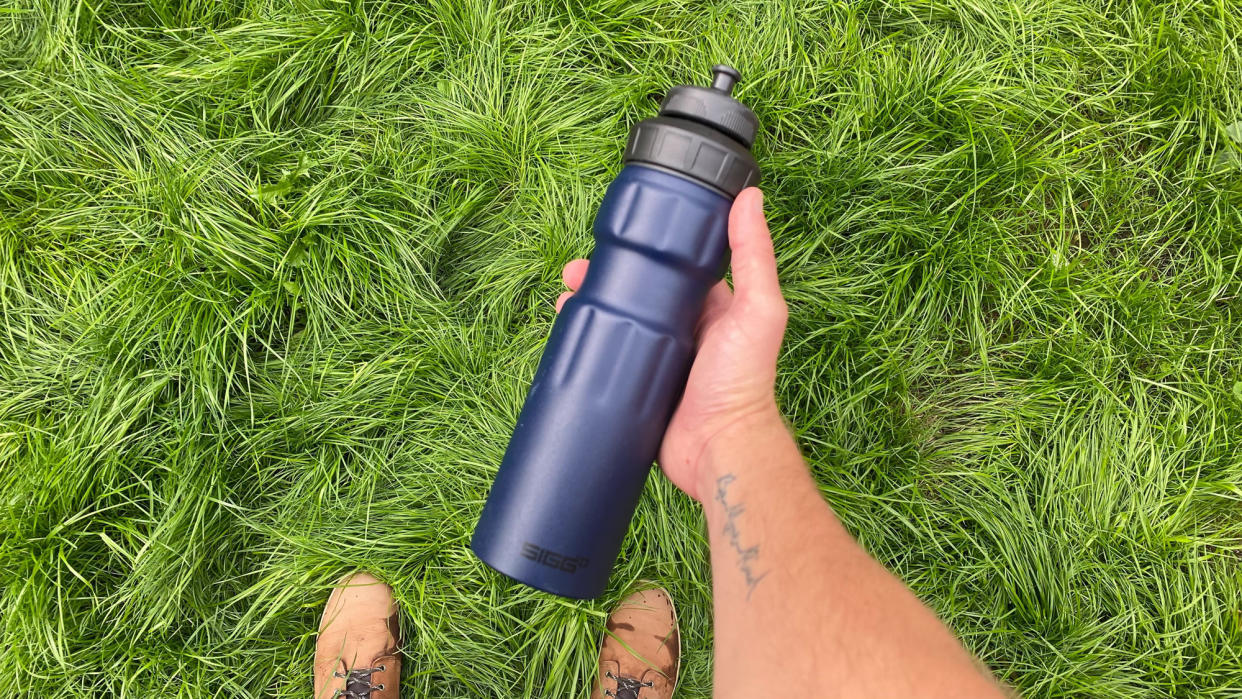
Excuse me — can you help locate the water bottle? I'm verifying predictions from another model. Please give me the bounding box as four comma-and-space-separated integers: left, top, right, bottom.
472, 65, 761, 599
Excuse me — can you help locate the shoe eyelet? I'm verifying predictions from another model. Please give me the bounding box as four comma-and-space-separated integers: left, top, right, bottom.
376, 684, 385, 690
377, 665, 386, 672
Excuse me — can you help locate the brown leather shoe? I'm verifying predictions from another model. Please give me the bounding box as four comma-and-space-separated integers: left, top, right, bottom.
591, 587, 680, 699
314, 572, 401, 699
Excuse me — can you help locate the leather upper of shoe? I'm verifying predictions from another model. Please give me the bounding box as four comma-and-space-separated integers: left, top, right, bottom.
592, 588, 680, 699
314, 572, 401, 699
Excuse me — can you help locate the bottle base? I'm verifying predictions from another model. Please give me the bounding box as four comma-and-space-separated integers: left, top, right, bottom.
471, 538, 605, 600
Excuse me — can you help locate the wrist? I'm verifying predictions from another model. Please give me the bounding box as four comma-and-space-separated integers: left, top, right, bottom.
693, 401, 793, 499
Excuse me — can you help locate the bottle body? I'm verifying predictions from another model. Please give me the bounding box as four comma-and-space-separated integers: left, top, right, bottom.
471, 164, 732, 598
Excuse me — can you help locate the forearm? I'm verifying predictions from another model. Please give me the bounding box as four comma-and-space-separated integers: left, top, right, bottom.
698, 407, 1005, 698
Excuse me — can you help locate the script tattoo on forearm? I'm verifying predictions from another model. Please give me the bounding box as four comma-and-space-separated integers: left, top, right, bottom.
714, 473, 769, 600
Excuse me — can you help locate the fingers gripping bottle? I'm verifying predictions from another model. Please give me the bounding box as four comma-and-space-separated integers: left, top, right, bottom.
472, 65, 761, 598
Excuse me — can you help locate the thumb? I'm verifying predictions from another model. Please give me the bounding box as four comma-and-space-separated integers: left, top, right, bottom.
727, 188, 783, 312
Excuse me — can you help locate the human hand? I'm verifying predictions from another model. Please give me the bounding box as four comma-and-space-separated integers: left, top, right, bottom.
555, 187, 787, 501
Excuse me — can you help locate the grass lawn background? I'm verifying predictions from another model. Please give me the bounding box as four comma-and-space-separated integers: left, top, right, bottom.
2, 0, 1240, 696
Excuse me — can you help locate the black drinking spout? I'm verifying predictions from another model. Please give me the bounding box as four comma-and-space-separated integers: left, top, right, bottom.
710, 64, 741, 94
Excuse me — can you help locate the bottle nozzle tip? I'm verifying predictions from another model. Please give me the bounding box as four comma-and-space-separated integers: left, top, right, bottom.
710, 64, 741, 94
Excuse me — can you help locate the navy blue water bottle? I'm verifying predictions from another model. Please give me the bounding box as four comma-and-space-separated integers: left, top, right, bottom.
472, 65, 761, 599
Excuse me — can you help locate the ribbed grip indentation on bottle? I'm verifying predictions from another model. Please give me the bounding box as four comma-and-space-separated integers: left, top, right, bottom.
546, 304, 683, 423
594, 171, 729, 273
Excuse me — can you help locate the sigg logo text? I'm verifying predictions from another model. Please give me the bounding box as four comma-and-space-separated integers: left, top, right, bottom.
521, 543, 589, 573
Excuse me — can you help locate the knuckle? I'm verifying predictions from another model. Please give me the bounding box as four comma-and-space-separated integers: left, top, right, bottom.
743, 294, 788, 325
762, 295, 789, 321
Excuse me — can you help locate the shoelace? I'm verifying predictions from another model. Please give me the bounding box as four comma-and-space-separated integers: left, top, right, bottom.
332, 665, 386, 698
602, 670, 653, 699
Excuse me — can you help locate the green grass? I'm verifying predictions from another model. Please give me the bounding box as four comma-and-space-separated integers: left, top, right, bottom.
1, 0, 1240, 696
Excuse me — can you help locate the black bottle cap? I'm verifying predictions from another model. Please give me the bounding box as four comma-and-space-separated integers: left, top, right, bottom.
622, 65, 760, 199
659, 65, 759, 147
